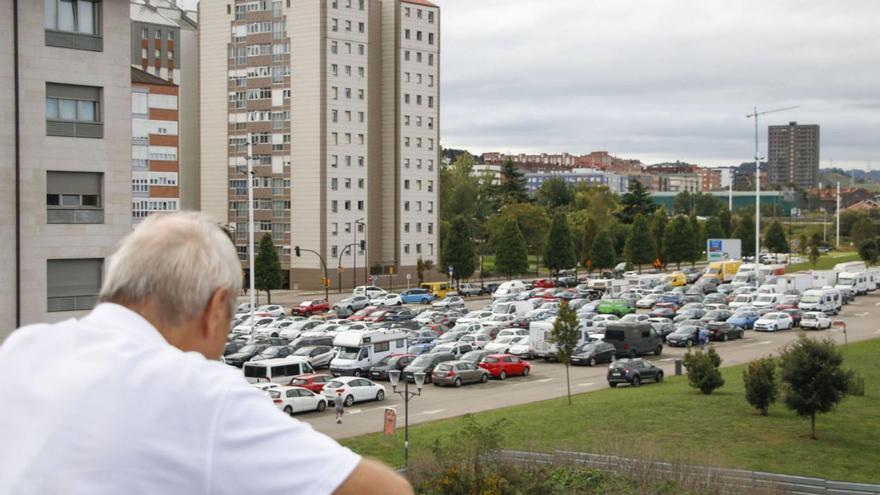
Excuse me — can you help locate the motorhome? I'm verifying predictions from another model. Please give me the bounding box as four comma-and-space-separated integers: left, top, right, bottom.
834, 261, 867, 273
807, 270, 838, 289
867, 267, 880, 291
798, 289, 842, 315
775, 273, 812, 294
530, 320, 594, 360
836, 271, 869, 296
329, 329, 408, 377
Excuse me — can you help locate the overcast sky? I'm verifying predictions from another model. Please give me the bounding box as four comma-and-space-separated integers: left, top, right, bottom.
438, 0, 880, 169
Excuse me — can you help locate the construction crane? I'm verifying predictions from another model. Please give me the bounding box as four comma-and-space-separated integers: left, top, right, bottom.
745, 105, 799, 287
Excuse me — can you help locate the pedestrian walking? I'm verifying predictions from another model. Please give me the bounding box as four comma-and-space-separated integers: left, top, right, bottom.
336, 390, 345, 424
698, 327, 709, 350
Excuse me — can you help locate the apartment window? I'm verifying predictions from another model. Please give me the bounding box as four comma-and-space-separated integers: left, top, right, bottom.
345, 88, 352, 98
141, 28, 148, 39
404, 115, 410, 126
416, 201, 422, 211
428, 138, 434, 150
168, 31, 174, 41
357, 200, 364, 211
417, 9, 422, 18
404, 223, 410, 233
331, 41, 338, 54
428, 11, 434, 23
331, 223, 338, 235
404, 29, 410, 40
416, 244, 422, 254
427, 180, 433, 192
358, 44, 364, 55
331, 0, 337, 7
416, 223, 422, 233
330, 178, 338, 190
428, 53, 434, 66
331, 132, 338, 144
416, 31, 422, 41
344, 200, 351, 211
404, 50, 410, 61
358, 134, 364, 144
416, 159, 422, 169
416, 137, 422, 148
429, 75, 434, 87
331, 87, 338, 99
331, 64, 338, 76
345, 20, 351, 31
357, 156, 364, 167
46, 171, 103, 224
345, 42, 352, 54
345, 133, 352, 144
404, 201, 410, 211
404, 137, 410, 147
331, 200, 338, 213
345, 65, 351, 76
45, 83, 102, 138
358, 22, 364, 33
331, 110, 338, 122
358, 67, 364, 77
428, 159, 434, 171
331, 155, 338, 167
428, 33, 434, 44
416, 179, 422, 190
47, 258, 103, 312
345, 155, 352, 166
416, 52, 422, 63
344, 110, 351, 122
404, 244, 410, 255
429, 243, 434, 256
331, 245, 338, 257
404, 158, 410, 168
331, 18, 338, 31
417, 73, 422, 84
358, 89, 365, 100
358, 178, 364, 189
427, 223, 433, 234
428, 117, 434, 129
428, 201, 434, 213
404, 72, 410, 83
428, 96, 434, 108
404, 94, 410, 104
344, 222, 352, 234
155, 30, 162, 39
416, 116, 422, 127
404, 179, 410, 190
45, 0, 102, 51
344, 178, 351, 189
359, 0, 364, 10
358, 111, 364, 122
416, 95, 422, 105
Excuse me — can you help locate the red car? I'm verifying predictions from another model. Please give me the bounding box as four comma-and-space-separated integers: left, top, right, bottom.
287, 374, 333, 393
479, 354, 531, 380
292, 299, 330, 316
348, 306, 380, 321
534, 279, 555, 289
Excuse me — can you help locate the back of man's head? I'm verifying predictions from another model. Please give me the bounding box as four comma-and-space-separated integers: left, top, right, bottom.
99, 212, 242, 331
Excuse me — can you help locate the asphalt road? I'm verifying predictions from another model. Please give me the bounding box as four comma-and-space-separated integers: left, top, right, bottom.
290, 293, 880, 441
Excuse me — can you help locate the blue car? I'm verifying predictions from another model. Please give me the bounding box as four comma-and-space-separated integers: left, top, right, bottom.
727, 310, 759, 329
401, 288, 435, 305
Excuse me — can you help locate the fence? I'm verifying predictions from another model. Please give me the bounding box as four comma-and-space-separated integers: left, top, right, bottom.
493, 450, 880, 495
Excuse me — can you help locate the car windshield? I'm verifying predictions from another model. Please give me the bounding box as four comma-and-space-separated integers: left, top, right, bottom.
376, 355, 395, 365
802, 313, 817, 319
410, 355, 435, 367
325, 381, 344, 388
673, 326, 696, 335
237, 344, 260, 354
293, 346, 314, 356
734, 295, 750, 302
243, 365, 267, 378
800, 294, 820, 303
336, 346, 361, 360
268, 390, 281, 398
461, 351, 484, 361
291, 378, 309, 385
577, 342, 600, 353
435, 363, 453, 371
259, 347, 281, 357
493, 336, 514, 344
300, 301, 314, 306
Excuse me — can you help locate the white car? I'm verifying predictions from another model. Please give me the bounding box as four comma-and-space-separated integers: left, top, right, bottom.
255, 305, 286, 317
496, 327, 528, 339
456, 310, 494, 325
323, 376, 386, 406
233, 316, 277, 335
432, 296, 466, 309
753, 312, 794, 332
800, 311, 832, 330
269, 386, 328, 415
371, 293, 403, 307
291, 345, 336, 368
591, 314, 619, 328
353, 286, 387, 299
279, 320, 322, 340
620, 313, 649, 323
507, 336, 531, 358
635, 296, 658, 309
484, 335, 524, 354
459, 333, 492, 350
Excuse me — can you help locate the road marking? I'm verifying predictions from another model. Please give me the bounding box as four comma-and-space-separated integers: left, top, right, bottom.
347, 409, 363, 415
658, 358, 676, 362
422, 409, 446, 415
536, 378, 554, 383
854, 312, 870, 317
575, 382, 596, 387
743, 341, 772, 347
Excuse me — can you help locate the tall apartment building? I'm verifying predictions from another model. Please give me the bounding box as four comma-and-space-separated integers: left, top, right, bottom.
200, 0, 440, 289
1, 0, 133, 340
768, 121, 820, 189
130, 0, 200, 211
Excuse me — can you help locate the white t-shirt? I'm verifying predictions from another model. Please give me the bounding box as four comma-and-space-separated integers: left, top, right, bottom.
0, 304, 361, 494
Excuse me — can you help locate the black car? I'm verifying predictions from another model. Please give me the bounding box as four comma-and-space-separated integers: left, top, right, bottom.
665, 325, 700, 347
383, 308, 415, 322
484, 283, 500, 294
224, 343, 270, 367
460, 349, 493, 366
607, 358, 664, 387
250, 344, 291, 361
571, 341, 616, 366
699, 309, 733, 324
402, 352, 456, 384
705, 322, 744, 342
224, 341, 247, 356
649, 321, 676, 341
368, 354, 416, 381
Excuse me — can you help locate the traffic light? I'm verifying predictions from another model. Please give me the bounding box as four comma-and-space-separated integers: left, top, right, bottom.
294, 246, 301, 257
359, 240, 366, 251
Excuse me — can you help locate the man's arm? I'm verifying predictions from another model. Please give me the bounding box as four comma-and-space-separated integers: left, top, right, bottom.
333, 458, 413, 495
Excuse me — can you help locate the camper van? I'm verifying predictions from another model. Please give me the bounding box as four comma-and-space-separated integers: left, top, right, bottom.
867, 267, 880, 291
807, 270, 838, 289
243, 357, 315, 384
530, 320, 594, 360
798, 289, 842, 315
775, 273, 812, 294
834, 261, 867, 273
329, 329, 408, 377
836, 271, 869, 296
492, 300, 533, 318
492, 281, 527, 301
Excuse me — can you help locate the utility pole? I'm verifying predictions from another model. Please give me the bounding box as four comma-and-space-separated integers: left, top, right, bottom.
836, 182, 841, 248
246, 137, 256, 327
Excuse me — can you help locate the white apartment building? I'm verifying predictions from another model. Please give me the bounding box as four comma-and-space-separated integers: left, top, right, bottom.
200, 0, 439, 289
1, 0, 133, 340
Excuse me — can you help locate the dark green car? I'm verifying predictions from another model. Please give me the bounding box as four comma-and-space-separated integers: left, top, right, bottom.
596, 298, 635, 317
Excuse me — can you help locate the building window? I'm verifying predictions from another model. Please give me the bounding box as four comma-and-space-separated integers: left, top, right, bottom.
404, 223, 410, 233
168, 31, 174, 41
331, 245, 338, 257
45, 83, 103, 138
357, 200, 364, 210
331, 200, 338, 213
405, 29, 410, 40
404, 244, 410, 255
47, 258, 103, 312
141, 28, 149, 39
46, 171, 103, 224
404, 179, 410, 190
45, 0, 102, 51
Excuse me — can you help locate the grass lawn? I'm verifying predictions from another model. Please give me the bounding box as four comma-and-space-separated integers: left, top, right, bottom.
343, 338, 880, 483
788, 251, 861, 272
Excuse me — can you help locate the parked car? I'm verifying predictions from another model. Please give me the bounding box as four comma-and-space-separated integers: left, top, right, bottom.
224, 341, 247, 356
596, 299, 635, 317
649, 305, 677, 319
353, 286, 387, 299
607, 358, 664, 387
727, 308, 760, 330
460, 349, 493, 366
431, 341, 475, 358
635, 295, 659, 309
780, 308, 803, 328
484, 335, 526, 354
250, 345, 291, 362
400, 288, 436, 304
371, 293, 404, 307
269, 386, 327, 415
699, 309, 732, 324
323, 376, 386, 406
459, 333, 492, 350
754, 312, 794, 332
333, 295, 371, 314
223, 343, 270, 367
431, 360, 490, 387
800, 311, 832, 330
290, 345, 335, 368
457, 283, 484, 297
403, 352, 456, 383
367, 353, 415, 381
478, 354, 531, 379
603, 322, 663, 358
291, 299, 329, 316
571, 341, 616, 366
705, 322, 744, 342
665, 325, 700, 347
432, 296, 466, 309
256, 305, 286, 317
287, 374, 333, 393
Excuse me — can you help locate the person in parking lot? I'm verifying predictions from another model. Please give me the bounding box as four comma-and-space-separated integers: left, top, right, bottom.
0, 212, 412, 495
699, 327, 709, 350
336, 389, 345, 424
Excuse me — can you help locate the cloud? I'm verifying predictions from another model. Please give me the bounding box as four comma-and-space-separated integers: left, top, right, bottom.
437, 0, 880, 168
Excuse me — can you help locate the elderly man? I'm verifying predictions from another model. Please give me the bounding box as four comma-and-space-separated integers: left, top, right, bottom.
0, 213, 412, 495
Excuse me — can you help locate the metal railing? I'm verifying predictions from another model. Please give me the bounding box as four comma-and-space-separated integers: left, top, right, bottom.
48, 295, 97, 313
47, 209, 104, 224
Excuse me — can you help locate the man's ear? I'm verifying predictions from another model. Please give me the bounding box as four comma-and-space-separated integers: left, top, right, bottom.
203, 287, 232, 341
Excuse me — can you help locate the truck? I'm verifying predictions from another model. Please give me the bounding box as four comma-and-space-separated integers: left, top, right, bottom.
703, 260, 742, 283
806, 270, 838, 289
329, 329, 408, 377
775, 273, 811, 294
529, 320, 594, 360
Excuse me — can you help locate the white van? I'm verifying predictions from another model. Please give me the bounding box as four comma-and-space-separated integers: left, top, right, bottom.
492, 300, 533, 318
529, 319, 593, 360
492, 280, 527, 301
798, 289, 841, 315
836, 271, 868, 296
867, 267, 880, 291
728, 294, 756, 310
353, 285, 386, 299
243, 357, 314, 384
752, 293, 783, 309
329, 329, 408, 377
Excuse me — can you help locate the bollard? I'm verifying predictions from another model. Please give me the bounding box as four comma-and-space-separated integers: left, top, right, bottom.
675, 359, 683, 376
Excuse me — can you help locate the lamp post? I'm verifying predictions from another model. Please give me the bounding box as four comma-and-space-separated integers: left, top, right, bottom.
353, 218, 363, 290
387, 369, 426, 468
246, 138, 256, 328
337, 243, 357, 294
294, 246, 330, 301
355, 218, 367, 285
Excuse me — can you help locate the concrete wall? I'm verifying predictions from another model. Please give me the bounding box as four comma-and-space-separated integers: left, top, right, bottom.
0, 0, 16, 337
197, 0, 228, 224
178, 24, 200, 210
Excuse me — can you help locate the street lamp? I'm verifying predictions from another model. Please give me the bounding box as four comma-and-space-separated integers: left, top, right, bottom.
355, 218, 367, 285
387, 369, 426, 468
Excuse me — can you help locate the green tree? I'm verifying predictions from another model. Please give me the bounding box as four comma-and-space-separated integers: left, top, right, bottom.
733, 214, 756, 258
543, 212, 576, 277
672, 191, 693, 215
693, 192, 724, 216
703, 216, 725, 241
662, 216, 695, 269
683, 347, 725, 395
623, 214, 654, 273
589, 230, 617, 271
579, 215, 600, 270
617, 180, 657, 224
808, 232, 821, 268
764, 220, 789, 254
535, 176, 574, 210
255, 233, 283, 304
649, 208, 669, 266
416, 257, 426, 285
499, 157, 528, 204
574, 184, 619, 224
443, 216, 477, 284
718, 209, 733, 237
849, 216, 876, 248
493, 219, 529, 279
490, 203, 550, 275
798, 233, 809, 255
778, 335, 853, 439
857, 239, 879, 266
548, 300, 580, 406
839, 210, 870, 238
689, 214, 702, 265
743, 357, 779, 416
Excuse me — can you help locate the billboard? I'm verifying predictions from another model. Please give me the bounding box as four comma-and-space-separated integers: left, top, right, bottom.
707, 239, 742, 262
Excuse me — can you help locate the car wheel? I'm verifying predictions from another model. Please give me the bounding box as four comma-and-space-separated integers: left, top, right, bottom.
609, 382, 618, 388
376, 390, 385, 401
353, 369, 362, 377
499, 370, 507, 380
773, 325, 777, 332
422, 298, 429, 304
344, 395, 354, 407
522, 367, 530, 376
654, 345, 662, 356
589, 357, 597, 367
284, 406, 293, 416
656, 372, 664, 383
480, 373, 488, 383
397, 301, 402, 306
317, 401, 326, 412
631, 376, 641, 387
454, 378, 462, 387
722, 333, 728, 342
271, 332, 278, 338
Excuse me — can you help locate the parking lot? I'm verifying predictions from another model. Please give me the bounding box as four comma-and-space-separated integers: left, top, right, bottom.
292, 293, 880, 440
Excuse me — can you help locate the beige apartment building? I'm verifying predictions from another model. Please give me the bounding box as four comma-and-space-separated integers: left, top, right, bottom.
200, 0, 440, 289
1, 0, 133, 340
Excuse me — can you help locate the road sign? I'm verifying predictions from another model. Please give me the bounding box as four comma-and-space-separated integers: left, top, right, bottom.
447, 265, 453, 275
406, 273, 411, 280
388, 266, 395, 275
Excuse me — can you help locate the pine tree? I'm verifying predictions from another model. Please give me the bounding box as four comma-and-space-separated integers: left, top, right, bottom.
543, 212, 576, 277
764, 220, 789, 254
536, 176, 574, 209
663, 216, 695, 269
623, 214, 654, 273
443, 216, 477, 284
499, 157, 528, 204
255, 233, 283, 304
549, 300, 580, 406
493, 219, 529, 279
703, 216, 725, 241
580, 216, 599, 271
649, 208, 669, 266
589, 229, 617, 271
733, 214, 756, 258
617, 180, 657, 224
689, 214, 702, 265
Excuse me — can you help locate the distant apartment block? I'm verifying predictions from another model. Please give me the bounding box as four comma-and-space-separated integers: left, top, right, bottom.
524, 169, 629, 194
768, 121, 820, 188
697, 168, 723, 191
2, 0, 133, 340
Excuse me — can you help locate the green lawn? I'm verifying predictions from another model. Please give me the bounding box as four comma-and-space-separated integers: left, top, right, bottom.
788, 251, 861, 272
343, 338, 880, 483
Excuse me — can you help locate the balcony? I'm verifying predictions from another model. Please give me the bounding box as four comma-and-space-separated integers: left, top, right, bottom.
47, 208, 104, 224
48, 295, 98, 312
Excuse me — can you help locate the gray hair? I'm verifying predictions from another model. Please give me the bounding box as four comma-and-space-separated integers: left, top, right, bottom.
99, 212, 242, 328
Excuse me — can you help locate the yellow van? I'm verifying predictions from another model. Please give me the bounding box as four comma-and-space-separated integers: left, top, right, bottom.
420, 281, 450, 299
665, 272, 686, 287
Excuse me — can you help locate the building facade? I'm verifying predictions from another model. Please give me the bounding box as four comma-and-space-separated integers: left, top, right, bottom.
2, 0, 133, 340
768, 121, 820, 188
200, 0, 439, 289
524, 169, 629, 194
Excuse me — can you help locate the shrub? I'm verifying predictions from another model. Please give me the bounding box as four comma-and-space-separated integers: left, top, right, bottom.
743, 357, 778, 415
683, 348, 724, 395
